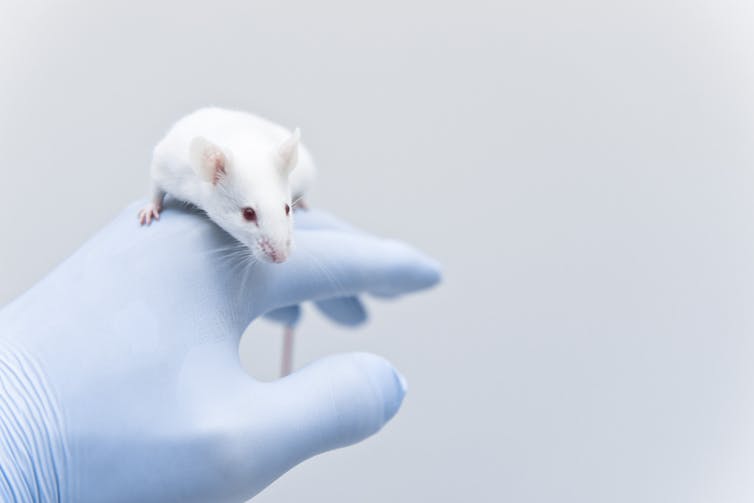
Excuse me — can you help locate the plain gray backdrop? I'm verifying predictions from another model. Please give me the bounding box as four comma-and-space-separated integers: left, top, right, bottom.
2, 1, 754, 501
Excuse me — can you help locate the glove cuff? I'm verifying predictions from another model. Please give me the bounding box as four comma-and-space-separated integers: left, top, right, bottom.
0, 340, 70, 502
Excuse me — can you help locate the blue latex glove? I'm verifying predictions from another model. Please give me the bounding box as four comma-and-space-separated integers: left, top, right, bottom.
0, 201, 440, 503
262, 211, 372, 328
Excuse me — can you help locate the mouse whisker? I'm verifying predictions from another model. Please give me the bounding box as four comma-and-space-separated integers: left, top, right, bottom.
291, 195, 306, 208
203, 248, 247, 267
237, 254, 254, 298
301, 248, 348, 299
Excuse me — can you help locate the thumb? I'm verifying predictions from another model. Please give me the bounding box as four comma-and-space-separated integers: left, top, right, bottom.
254, 353, 407, 466
192, 352, 407, 501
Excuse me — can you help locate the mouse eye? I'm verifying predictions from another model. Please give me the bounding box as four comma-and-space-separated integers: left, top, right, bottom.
285, 204, 291, 216
242, 207, 257, 223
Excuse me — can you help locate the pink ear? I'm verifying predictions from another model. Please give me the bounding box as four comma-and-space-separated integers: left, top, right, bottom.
276, 128, 300, 176
206, 150, 226, 185
190, 136, 228, 185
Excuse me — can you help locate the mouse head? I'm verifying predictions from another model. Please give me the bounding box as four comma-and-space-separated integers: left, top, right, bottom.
190, 129, 300, 264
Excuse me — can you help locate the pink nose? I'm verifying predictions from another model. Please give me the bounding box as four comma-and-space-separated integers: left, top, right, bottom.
266, 250, 286, 263
259, 239, 288, 263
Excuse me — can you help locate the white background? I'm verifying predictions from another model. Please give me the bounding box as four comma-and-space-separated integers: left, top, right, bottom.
2, 1, 754, 501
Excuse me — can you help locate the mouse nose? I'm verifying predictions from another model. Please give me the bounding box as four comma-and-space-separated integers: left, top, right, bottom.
258, 238, 289, 263
266, 250, 287, 263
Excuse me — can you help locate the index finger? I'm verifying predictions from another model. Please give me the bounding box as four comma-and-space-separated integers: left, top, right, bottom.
246, 230, 441, 320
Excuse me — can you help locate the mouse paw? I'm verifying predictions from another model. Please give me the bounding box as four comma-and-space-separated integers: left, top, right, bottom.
138, 203, 162, 226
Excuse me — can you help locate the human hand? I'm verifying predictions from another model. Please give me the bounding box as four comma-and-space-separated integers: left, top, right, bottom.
0, 201, 440, 503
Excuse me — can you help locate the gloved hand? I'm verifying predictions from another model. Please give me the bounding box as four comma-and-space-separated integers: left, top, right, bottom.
0, 201, 440, 503
262, 211, 374, 328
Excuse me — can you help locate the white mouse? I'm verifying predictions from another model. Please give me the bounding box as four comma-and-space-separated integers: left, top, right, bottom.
138, 107, 316, 263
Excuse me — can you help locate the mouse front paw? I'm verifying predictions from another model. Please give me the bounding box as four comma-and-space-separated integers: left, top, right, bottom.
138, 203, 162, 226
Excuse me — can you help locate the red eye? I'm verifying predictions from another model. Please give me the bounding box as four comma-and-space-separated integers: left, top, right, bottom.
285, 204, 291, 216
242, 207, 257, 222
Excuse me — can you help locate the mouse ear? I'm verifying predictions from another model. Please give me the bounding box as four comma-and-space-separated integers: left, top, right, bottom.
190, 136, 228, 185
276, 128, 300, 176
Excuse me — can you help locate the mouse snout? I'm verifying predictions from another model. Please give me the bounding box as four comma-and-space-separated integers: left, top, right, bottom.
257, 237, 290, 263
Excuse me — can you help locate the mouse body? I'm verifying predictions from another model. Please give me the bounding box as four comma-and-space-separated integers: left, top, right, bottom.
139, 107, 316, 263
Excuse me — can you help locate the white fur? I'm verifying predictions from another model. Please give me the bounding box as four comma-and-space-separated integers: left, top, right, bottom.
146, 107, 316, 263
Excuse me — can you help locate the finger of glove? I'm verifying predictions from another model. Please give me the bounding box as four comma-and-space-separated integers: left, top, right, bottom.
263, 297, 367, 329
212, 353, 406, 499
313, 297, 368, 326
229, 352, 406, 498
262, 305, 302, 327
252, 231, 441, 318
